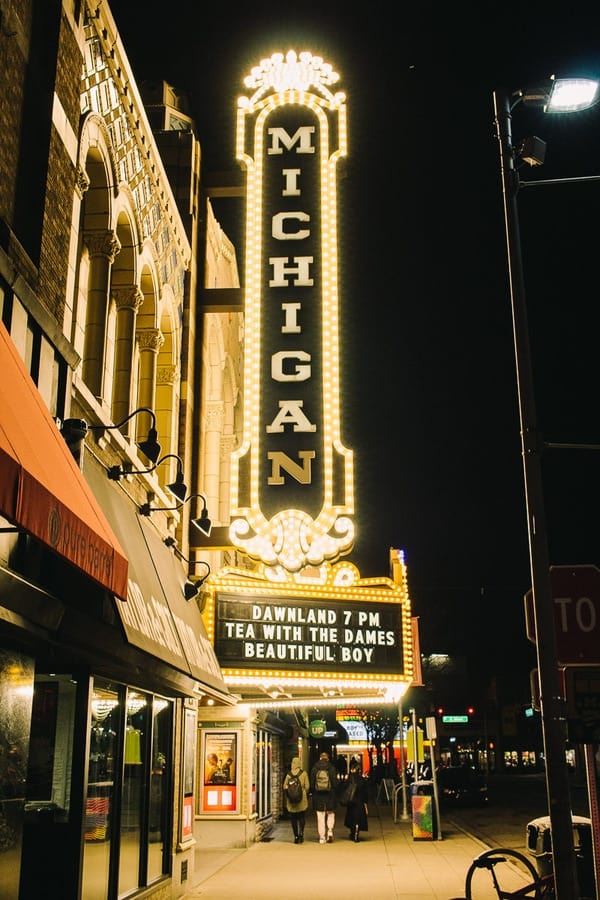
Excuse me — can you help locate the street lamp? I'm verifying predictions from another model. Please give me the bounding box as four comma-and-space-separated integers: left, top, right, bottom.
493, 76, 599, 900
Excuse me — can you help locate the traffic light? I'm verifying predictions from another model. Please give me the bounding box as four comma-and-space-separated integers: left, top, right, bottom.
436, 706, 444, 717
466, 706, 475, 716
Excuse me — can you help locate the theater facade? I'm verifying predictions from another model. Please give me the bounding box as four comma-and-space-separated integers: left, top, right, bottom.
193, 51, 415, 848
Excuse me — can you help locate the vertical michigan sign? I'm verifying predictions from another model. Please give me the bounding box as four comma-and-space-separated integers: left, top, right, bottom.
204, 51, 414, 698
230, 51, 354, 573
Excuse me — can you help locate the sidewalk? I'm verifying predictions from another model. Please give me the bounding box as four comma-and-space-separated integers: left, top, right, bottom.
180, 799, 518, 900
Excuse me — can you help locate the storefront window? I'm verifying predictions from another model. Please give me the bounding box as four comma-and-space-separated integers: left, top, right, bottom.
180, 706, 196, 841
147, 697, 172, 882
118, 688, 147, 894
82, 679, 173, 898
26, 673, 76, 820
520, 750, 537, 768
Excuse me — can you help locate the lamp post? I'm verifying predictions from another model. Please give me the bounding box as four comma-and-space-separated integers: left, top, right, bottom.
397, 696, 409, 821
493, 78, 600, 900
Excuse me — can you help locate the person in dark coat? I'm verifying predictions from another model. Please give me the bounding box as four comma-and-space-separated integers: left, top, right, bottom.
309, 751, 338, 843
343, 760, 369, 842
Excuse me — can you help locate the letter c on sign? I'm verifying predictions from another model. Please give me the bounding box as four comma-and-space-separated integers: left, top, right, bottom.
272, 212, 310, 240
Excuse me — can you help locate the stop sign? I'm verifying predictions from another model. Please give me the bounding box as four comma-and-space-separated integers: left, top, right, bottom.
524, 565, 600, 665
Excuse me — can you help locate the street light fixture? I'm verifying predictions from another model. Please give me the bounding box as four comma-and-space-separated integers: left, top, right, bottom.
493, 75, 599, 900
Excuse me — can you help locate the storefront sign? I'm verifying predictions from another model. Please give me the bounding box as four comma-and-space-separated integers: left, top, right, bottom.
309, 719, 326, 737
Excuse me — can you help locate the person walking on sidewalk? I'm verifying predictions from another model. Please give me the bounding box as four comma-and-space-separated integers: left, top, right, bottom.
283, 757, 310, 843
343, 760, 369, 842
310, 751, 338, 843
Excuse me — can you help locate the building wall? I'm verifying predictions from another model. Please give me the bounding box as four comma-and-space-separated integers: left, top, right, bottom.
0, 0, 246, 896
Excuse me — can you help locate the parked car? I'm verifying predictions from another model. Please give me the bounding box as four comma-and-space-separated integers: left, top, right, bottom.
437, 766, 489, 807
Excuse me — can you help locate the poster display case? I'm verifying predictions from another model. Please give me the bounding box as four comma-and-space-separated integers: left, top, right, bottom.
199, 730, 239, 814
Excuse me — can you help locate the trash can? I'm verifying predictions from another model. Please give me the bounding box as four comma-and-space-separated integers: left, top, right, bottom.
526, 815, 595, 899
410, 780, 435, 840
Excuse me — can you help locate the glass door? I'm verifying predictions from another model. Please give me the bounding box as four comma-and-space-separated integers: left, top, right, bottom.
82, 680, 120, 900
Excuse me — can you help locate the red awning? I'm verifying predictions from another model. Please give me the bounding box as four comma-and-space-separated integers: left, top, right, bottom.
0, 322, 128, 600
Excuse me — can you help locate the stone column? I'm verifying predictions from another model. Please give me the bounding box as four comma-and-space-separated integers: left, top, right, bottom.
82, 229, 120, 400
156, 363, 180, 463
111, 285, 143, 426
137, 328, 164, 418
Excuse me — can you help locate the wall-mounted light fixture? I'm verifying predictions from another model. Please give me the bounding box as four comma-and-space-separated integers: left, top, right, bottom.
164, 537, 211, 601
61, 407, 161, 465
139, 492, 211, 536
93, 407, 161, 463
108, 453, 187, 501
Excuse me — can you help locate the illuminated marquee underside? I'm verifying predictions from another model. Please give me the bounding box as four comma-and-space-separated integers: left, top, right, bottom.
230, 51, 353, 573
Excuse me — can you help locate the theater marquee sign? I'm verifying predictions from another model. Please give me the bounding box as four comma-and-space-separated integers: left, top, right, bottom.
204, 51, 414, 697
202, 569, 413, 690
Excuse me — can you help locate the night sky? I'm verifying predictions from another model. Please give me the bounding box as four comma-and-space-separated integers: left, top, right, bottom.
108, 1, 600, 699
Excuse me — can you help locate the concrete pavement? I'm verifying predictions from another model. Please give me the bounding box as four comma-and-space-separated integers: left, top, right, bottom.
180, 798, 533, 900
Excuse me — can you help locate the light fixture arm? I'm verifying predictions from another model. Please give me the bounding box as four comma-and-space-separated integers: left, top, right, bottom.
103, 407, 157, 432
494, 87, 578, 900
163, 537, 210, 571
520, 173, 600, 189
109, 452, 181, 478
139, 492, 212, 536
163, 537, 211, 600
108, 453, 187, 502
89, 406, 162, 464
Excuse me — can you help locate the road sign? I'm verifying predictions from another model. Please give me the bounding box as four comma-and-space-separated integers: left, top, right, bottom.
406, 726, 423, 763
565, 667, 600, 743
524, 565, 600, 666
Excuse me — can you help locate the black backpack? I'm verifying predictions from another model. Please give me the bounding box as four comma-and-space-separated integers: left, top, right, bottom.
286, 772, 303, 803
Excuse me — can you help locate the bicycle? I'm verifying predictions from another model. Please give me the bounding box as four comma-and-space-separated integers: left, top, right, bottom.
461, 847, 555, 899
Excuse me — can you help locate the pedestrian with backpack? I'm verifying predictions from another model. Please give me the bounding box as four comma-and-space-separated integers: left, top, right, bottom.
309, 751, 338, 843
283, 757, 310, 843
